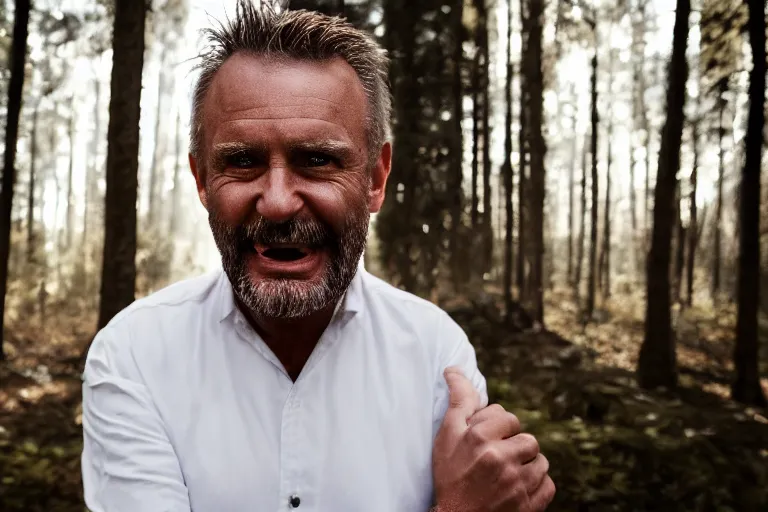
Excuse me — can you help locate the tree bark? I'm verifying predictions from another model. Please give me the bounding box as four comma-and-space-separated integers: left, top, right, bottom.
66, 97, 76, 252
712, 86, 726, 300
27, 101, 40, 264
471, 43, 480, 234
686, 119, 699, 307
566, 89, 577, 287
575, 133, 588, 300
517, 0, 528, 297
674, 182, 685, 304
502, 0, 514, 315
732, 0, 767, 407
527, 0, 546, 323
97, 0, 147, 330
637, 0, 690, 390
0, 0, 31, 359
169, 110, 183, 237
586, 51, 599, 321
449, 0, 465, 290
601, 131, 612, 299
147, 47, 168, 228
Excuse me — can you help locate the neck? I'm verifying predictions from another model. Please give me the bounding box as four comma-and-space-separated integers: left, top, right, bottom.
236, 298, 338, 381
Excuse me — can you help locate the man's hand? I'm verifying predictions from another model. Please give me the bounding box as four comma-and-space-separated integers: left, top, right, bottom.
432, 367, 555, 512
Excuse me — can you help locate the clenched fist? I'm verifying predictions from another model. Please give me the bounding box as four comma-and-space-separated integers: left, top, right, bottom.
432, 367, 555, 512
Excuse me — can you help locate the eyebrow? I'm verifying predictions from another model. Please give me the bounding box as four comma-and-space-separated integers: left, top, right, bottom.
208, 139, 357, 169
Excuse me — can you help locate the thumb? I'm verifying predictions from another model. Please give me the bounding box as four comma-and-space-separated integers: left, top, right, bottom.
437, 366, 481, 441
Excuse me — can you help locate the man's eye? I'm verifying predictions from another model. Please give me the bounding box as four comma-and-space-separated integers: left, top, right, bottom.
305, 154, 333, 167
227, 153, 256, 168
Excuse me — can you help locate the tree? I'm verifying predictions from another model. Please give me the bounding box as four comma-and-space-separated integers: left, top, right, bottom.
97, 0, 148, 329
732, 0, 767, 407
526, 0, 546, 323
517, 0, 528, 296
502, 0, 515, 314
566, 87, 577, 287
686, 117, 699, 307
449, 0, 466, 290
637, 0, 690, 390
586, 50, 598, 320
574, 132, 588, 299
0, 0, 31, 360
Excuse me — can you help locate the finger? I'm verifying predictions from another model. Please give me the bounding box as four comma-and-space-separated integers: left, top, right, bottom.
526, 475, 555, 512
504, 432, 540, 463
466, 405, 521, 441
522, 453, 549, 495
439, 367, 481, 438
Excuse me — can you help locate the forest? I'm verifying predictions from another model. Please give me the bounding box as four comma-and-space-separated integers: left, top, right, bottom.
1, 0, 767, 510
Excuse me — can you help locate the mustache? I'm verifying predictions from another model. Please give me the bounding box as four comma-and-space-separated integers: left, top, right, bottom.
236, 216, 334, 248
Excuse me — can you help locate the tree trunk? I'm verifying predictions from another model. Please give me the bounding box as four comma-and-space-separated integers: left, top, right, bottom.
601, 132, 612, 299
478, 0, 493, 275
567, 91, 577, 286
527, 0, 545, 323
66, 97, 76, 252
83, 78, 102, 261
713, 89, 726, 300
97, 0, 147, 330
27, 102, 40, 264
471, 44, 480, 234
0, 0, 31, 359
686, 119, 698, 307
169, 110, 183, 238
147, 48, 168, 228
674, 182, 685, 304
517, 0, 528, 297
586, 51, 599, 321
575, 133, 588, 299
637, 0, 690, 390
502, 0, 514, 315
449, 0, 465, 289
732, 0, 767, 407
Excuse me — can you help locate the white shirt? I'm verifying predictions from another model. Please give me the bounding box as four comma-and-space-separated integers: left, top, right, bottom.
81, 263, 488, 512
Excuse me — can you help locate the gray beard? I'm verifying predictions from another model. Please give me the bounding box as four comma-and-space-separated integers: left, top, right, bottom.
208, 208, 369, 319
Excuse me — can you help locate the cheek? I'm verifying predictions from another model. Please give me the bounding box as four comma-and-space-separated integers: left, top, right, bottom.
304, 178, 368, 225
207, 181, 256, 224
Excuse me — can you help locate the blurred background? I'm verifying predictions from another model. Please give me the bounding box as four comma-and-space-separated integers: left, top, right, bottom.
1, 0, 767, 510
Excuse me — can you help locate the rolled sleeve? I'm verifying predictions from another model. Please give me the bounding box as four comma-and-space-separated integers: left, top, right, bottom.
81, 325, 191, 512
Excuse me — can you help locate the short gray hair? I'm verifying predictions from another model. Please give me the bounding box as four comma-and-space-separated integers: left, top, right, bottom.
190, 1, 392, 167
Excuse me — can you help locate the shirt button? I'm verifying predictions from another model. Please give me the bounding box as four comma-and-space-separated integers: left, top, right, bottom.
290, 495, 301, 508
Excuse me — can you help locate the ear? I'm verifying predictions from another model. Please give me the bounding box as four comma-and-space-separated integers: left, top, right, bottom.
368, 141, 392, 213
189, 153, 208, 210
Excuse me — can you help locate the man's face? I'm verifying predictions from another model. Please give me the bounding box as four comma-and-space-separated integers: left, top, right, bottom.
190, 54, 391, 319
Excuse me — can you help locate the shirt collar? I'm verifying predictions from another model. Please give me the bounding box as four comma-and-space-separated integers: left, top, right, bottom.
218, 257, 366, 323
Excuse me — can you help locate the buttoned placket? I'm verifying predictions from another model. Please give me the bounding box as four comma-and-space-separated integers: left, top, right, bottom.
232, 310, 350, 511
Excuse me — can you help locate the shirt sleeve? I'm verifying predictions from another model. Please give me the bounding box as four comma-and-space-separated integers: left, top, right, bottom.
431, 311, 489, 440
81, 323, 191, 512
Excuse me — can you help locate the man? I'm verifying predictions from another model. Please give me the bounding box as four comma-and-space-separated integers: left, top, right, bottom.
81, 3, 555, 511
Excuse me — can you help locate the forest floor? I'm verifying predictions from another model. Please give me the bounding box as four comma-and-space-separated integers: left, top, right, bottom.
1, 289, 768, 511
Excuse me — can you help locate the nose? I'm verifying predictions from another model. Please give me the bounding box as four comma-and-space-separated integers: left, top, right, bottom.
256, 166, 304, 222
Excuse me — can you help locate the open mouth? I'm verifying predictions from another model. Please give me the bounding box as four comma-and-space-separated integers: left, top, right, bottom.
255, 244, 312, 262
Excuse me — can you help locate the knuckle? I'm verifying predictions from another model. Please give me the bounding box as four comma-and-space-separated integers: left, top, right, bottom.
500, 463, 521, 484
507, 411, 521, 427
518, 433, 540, 452
537, 453, 550, 473
477, 445, 503, 468
487, 403, 506, 415
466, 424, 488, 444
